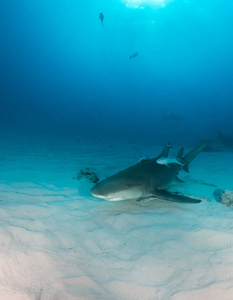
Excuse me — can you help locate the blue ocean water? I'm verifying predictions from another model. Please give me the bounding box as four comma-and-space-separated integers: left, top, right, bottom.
1, 3, 233, 297
1, 0, 233, 145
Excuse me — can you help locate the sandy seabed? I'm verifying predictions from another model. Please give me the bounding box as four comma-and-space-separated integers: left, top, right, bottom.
0, 136, 233, 300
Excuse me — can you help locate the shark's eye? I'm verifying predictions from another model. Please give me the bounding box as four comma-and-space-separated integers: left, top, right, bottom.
125, 184, 142, 188
125, 184, 133, 188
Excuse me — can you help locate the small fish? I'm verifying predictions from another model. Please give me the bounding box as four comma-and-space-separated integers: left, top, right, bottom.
99, 13, 104, 27
162, 113, 185, 122
129, 52, 138, 59
156, 157, 183, 168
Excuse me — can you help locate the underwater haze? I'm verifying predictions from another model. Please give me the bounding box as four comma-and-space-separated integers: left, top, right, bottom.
2, 1, 233, 299
1, 0, 233, 144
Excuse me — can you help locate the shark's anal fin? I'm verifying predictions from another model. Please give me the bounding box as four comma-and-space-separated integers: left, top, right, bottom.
152, 189, 201, 203
176, 176, 184, 183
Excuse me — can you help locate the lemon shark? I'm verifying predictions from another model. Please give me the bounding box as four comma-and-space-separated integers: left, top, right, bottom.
91, 141, 209, 203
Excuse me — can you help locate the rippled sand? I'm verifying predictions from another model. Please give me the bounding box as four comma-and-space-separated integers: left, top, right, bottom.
0, 136, 233, 299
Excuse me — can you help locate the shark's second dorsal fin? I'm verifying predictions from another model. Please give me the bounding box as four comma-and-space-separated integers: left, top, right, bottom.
176, 147, 184, 160
157, 142, 174, 159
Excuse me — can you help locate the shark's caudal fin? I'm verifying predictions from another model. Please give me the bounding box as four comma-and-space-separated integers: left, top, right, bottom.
153, 190, 201, 203
182, 141, 209, 173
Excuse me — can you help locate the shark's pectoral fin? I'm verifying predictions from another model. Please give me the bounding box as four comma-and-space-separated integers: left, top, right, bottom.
152, 189, 201, 204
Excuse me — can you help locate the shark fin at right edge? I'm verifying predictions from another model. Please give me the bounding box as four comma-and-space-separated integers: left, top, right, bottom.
152, 189, 201, 203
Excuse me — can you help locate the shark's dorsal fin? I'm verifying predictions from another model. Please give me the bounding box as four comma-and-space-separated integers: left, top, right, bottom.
156, 142, 174, 159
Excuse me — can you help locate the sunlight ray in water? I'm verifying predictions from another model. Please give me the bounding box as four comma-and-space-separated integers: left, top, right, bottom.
122, 0, 174, 9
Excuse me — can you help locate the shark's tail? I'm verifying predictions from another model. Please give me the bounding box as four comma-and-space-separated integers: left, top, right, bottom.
181, 141, 209, 173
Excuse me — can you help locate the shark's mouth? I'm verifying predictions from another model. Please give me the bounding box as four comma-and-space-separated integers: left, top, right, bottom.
91, 189, 123, 201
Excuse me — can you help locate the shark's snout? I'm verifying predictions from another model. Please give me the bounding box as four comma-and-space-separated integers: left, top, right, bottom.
91, 181, 115, 200
91, 186, 117, 201
90, 184, 105, 199
91, 178, 145, 201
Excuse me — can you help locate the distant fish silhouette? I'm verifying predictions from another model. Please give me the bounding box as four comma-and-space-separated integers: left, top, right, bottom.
217, 129, 233, 148
162, 113, 185, 122
99, 13, 104, 27
129, 52, 138, 60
